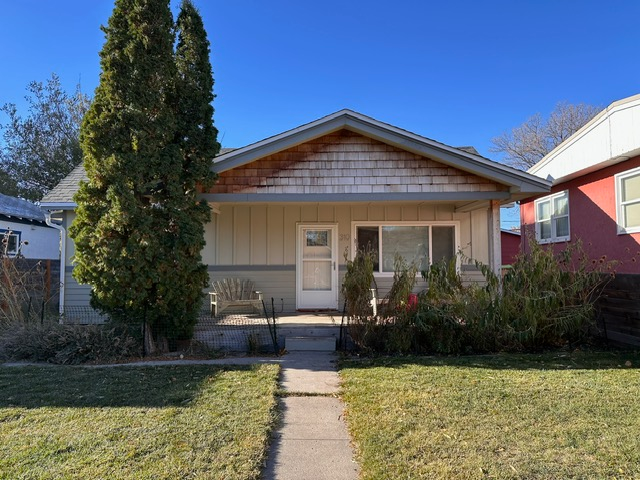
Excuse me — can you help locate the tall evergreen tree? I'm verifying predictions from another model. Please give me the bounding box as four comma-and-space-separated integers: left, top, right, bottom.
166, 0, 220, 343
70, 0, 215, 350
175, 0, 220, 184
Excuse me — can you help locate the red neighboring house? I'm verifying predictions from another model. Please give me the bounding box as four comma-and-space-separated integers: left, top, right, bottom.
501, 229, 520, 266
521, 94, 640, 273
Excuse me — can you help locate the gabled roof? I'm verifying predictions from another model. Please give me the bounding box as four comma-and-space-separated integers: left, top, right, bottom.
0, 193, 46, 223
529, 94, 640, 184
41, 110, 550, 209
212, 109, 549, 198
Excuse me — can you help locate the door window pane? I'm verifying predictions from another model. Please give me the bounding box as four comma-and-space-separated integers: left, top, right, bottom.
303, 230, 331, 259
302, 261, 331, 291
306, 230, 328, 247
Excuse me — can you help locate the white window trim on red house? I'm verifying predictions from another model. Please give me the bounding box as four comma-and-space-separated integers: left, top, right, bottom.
534, 190, 570, 244
615, 166, 640, 235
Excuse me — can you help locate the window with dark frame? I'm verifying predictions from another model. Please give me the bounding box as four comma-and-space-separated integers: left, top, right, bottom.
355, 224, 455, 274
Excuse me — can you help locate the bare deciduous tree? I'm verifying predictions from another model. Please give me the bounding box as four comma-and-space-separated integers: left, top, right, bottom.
491, 102, 601, 170
0, 74, 90, 201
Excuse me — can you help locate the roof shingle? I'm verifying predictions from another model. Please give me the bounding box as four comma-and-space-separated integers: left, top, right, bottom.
0, 193, 46, 223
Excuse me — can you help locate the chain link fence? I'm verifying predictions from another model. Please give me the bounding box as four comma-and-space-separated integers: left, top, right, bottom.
59, 299, 280, 355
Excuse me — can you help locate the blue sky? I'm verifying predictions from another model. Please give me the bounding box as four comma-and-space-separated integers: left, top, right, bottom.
1, 1, 639, 225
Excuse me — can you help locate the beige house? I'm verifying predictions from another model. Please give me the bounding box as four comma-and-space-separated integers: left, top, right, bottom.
41, 110, 550, 313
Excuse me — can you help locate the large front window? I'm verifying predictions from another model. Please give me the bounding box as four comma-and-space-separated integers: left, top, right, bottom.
354, 223, 456, 273
616, 167, 640, 234
534, 191, 570, 243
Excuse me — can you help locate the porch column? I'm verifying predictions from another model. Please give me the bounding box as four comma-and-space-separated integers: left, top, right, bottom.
488, 200, 502, 275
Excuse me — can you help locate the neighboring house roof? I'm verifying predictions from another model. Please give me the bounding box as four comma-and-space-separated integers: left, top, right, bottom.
0, 193, 46, 224
41, 110, 550, 209
528, 93, 640, 184
457, 146, 480, 155
501, 228, 520, 236
40, 164, 88, 206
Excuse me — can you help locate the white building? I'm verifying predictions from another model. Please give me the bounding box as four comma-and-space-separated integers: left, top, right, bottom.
0, 193, 59, 260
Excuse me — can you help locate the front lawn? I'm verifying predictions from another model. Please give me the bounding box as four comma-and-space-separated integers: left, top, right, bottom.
0, 364, 279, 479
340, 351, 640, 480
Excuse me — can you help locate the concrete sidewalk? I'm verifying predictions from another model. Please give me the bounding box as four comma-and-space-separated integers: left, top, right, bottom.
3, 351, 360, 479
262, 351, 359, 480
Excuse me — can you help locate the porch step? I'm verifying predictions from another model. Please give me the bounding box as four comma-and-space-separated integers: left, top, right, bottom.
285, 336, 336, 352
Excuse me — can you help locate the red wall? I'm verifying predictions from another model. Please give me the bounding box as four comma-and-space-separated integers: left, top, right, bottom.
501, 231, 520, 265
521, 156, 640, 274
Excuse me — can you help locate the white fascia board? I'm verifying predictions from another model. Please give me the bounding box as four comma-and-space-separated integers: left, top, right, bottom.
39, 202, 77, 210
529, 93, 640, 184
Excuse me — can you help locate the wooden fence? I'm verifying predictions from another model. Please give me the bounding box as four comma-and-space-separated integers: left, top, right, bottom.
596, 274, 640, 347
0, 258, 60, 317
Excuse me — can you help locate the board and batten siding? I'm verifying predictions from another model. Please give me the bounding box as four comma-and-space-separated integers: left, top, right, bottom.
61, 204, 492, 311
205, 203, 490, 312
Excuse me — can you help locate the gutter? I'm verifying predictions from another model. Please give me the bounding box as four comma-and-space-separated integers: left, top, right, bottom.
45, 211, 66, 317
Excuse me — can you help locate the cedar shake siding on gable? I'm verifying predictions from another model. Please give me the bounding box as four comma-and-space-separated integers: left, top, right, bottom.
209, 130, 507, 195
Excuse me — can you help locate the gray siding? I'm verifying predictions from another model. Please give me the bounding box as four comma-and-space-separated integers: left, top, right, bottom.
64, 272, 92, 307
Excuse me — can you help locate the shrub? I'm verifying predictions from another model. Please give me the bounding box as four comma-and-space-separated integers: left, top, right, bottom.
0, 321, 141, 364
341, 239, 609, 354
341, 248, 378, 349
420, 240, 608, 352
0, 231, 55, 324
497, 239, 606, 349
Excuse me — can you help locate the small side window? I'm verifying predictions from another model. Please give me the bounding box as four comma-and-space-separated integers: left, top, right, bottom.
616, 167, 640, 234
534, 191, 570, 243
1, 230, 20, 256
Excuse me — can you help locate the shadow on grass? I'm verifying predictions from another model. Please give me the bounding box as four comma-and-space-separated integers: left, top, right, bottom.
339, 349, 640, 372
0, 364, 261, 409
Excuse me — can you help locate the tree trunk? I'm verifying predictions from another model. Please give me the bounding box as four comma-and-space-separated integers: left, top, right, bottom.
144, 321, 156, 355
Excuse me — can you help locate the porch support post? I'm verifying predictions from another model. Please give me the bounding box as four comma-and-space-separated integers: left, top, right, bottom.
488, 200, 502, 275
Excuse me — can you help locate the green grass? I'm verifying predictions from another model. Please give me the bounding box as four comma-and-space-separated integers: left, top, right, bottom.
0, 364, 279, 479
340, 351, 640, 480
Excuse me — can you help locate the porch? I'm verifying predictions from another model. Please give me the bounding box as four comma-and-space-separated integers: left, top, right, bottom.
193, 310, 343, 353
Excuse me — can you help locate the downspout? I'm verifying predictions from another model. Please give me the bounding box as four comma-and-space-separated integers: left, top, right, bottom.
45, 211, 66, 317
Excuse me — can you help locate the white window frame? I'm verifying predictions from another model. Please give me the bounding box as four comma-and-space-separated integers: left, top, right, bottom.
351, 221, 460, 276
0, 229, 20, 256
615, 166, 640, 235
534, 191, 570, 244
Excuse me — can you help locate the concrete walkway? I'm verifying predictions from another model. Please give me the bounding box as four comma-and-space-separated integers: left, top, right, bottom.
262, 351, 359, 480
3, 351, 360, 479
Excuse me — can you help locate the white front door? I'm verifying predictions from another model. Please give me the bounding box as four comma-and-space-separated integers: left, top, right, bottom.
296, 224, 338, 310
